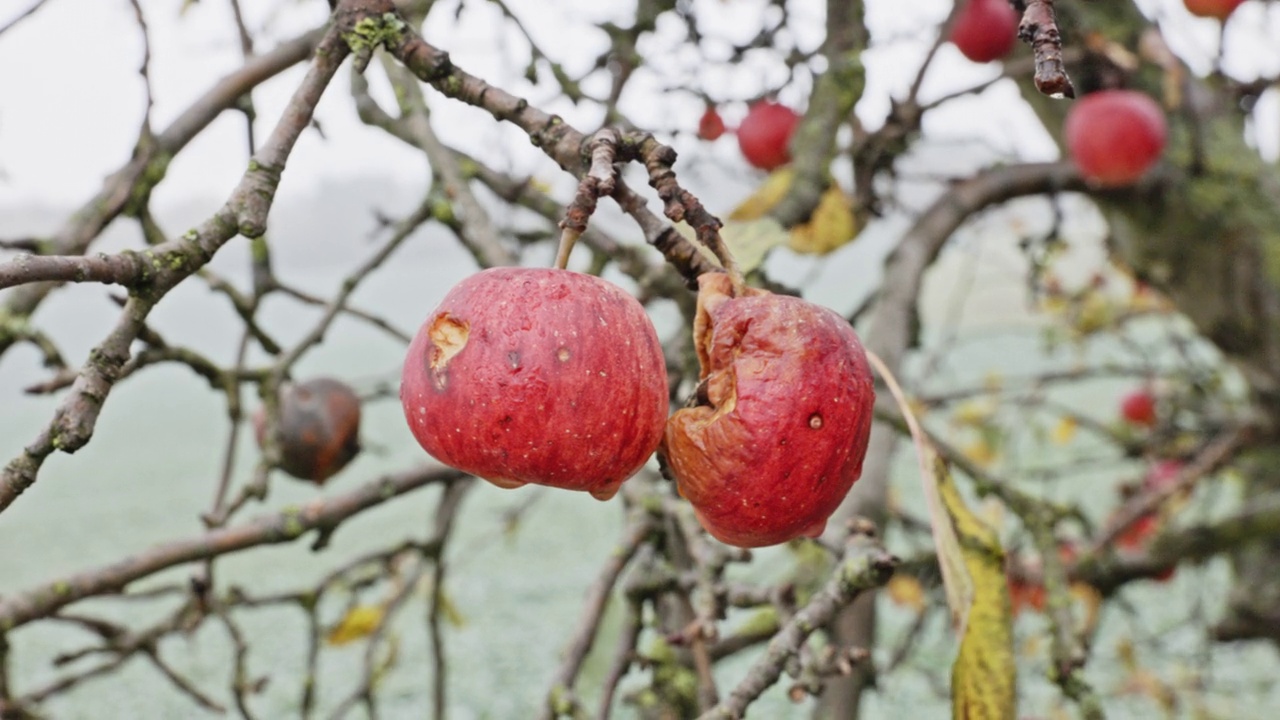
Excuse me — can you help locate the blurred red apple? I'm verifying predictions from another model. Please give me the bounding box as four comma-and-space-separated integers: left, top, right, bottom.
254, 377, 362, 483
698, 105, 726, 141
660, 273, 875, 547
1114, 513, 1175, 582
950, 0, 1020, 63
1184, 0, 1246, 19
1065, 90, 1167, 187
1119, 388, 1158, 427
737, 101, 800, 171
1008, 575, 1046, 616
1144, 459, 1184, 492
400, 267, 669, 501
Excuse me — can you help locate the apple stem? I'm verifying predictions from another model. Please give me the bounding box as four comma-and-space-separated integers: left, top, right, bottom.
701, 230, 747, 297
554, 228, 581, 270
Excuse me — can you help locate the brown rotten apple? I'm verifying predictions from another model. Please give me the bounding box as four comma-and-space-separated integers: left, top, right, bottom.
254, 377, 362, 484
661, 273, 875, 547
401, 267, 669, 500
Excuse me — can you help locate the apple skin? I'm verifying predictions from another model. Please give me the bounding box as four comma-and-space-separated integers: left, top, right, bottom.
1119, 388, 1158, 427
950, 0, 1020, 63
1184, 0, 1246, 19
737, 101, 800, 171
254, 378, 362, 484
660, 273, 875, 548
400, 267, 669, 501
698, 106, 726, 141
1065, 90, 1167, 187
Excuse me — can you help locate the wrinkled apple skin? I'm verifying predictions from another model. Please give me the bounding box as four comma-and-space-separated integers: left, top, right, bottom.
661, 273, 875, 547
401, 267, 669, 500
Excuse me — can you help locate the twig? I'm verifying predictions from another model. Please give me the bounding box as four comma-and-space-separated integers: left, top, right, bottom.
0, 20, 354, 516
696, 524, 897, 719
0, 464, 465, 629
1019, 0, 1075, 98
0, 0, 52, 38
427, 479, 473, 720
539, 511, 654, 720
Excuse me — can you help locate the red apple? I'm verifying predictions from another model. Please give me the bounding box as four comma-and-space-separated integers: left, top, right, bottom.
737, 101, 800, 171
1144, 459, 1183, 492
950, 0, 1020, 63
400, 267, 669, 501
1008, 575, 1046, 616
1113, 513, 1175, 582
1184, 0, 1246, 19
254, 377, 362, 483
1065, 90, 1167, 187
1116, 513, 1159, 550
698, 105, 726, 141
1119, 388, 1158, 427
660, 273, 875, 548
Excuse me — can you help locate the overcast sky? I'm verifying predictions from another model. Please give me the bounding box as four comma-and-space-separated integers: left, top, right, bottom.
0, 0, 1275, 213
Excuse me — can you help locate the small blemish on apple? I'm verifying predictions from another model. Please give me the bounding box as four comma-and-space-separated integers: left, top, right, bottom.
808, 414, 823, 430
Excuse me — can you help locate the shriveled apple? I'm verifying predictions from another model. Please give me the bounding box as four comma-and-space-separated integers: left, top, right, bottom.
254, 377, 362, 484
661, 273, 875, 547
400, 267, 669, 500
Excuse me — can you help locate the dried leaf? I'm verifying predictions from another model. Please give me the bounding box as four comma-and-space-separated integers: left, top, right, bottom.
720, 218, 789, 273
728, 168, 795, 221
327, 604, 385, 646
728, 170, 858, 256
937, 456, 1017, 720
886, 574, 927, 613
1051, 416, 1078, 445
788, 186, 857, 255
863, 351, 1016, 719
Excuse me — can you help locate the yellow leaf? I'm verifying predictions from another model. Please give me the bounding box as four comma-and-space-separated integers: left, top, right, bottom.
962, 439, 998, 468
720, 218, 788, 274
327, 605, 385, 646
937, 455, 1017, 720
1074, 292, 1114, 335
952, 399, 996, 427
1051, 416, 1078, 445
788, 186, 857, 255
863, 351, 1015, 719
437, 588, 468, 628
886, 574, 927, 613
728, 168, 796, 221
1070, 582, 1103, 635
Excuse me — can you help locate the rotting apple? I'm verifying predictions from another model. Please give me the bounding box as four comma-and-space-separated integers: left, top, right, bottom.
400, 267, 669, 501
1119, 388, 1158, 427
1065, 90, 1167, 187
698, 105, 726, 141
1184, 0, 1246, 19
737, 101, 800, 171
950, 0, 1020, 63
660, 273, 876, 548
254, 377, 362, 483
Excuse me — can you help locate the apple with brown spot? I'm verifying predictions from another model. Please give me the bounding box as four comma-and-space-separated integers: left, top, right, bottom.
400, 267, 669, 500
661, 273, 875, 548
